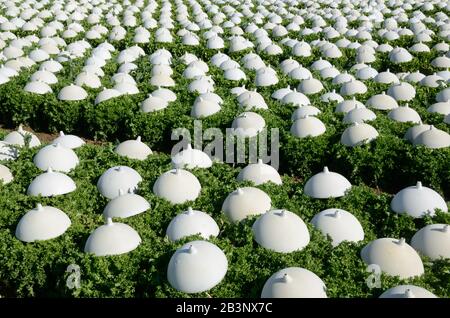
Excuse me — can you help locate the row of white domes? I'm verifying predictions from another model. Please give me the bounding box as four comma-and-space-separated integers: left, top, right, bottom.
1, 126, 447, 221
13, 198, 448, 295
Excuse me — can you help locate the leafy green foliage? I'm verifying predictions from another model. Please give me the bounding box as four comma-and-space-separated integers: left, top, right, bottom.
0, 138, 448, 298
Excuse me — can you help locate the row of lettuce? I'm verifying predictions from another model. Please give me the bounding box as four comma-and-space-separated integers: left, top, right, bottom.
0, 132, 449, 297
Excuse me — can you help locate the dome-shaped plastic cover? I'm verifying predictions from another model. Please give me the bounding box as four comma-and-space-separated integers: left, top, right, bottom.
336, 98, 366, 113
379, 285, 437, 298
191, 97, 221, 118
388, 104, 421, 123
238, 91, 268, 110
166, 207, 219, 241
428, 101, 450, 116
413, 126, 450, 149
297, 77, 324, 95
95, 88, 122, 105
153, 168, 201, 204
24, 81, 53, 94
15, 204, 71, 242
27, 167, 76, 197
171, 144, 212, 169
84, 218, 141, 256
410, 224, 450, 260
290, 116, 326, 138
292, 106, 321, 120
366, 92, 399, 110
304, 167, 352, 198
404, 124, 433, 143
222, 187, 271, 222
3, 125, 40, 148
361, 238, 424, 279
167, 240, 228, 293
33, 143, 79, 172
281, 90, 311, 107
58, 84, 88, 101
343, 107, 376, 124
311, 209, 364, 246
387, 82, 416, 101
97, 166, 142, 199
237, 159, 282, 185
261, 267, 327, 298
341, 122, 379, 147
114, 136, 152, 160
51, 131, 85, 149
103, 189, 150, 219
231, 112, 266, 138
152, 87, 177, 102
391, 181, 448, 218
340, 79, 367, 96
253, 209, 310, 253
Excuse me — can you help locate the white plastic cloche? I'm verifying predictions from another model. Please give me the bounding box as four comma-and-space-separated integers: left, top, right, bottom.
191, 96, 221, 118
379, 285, 437, 298
261, 267, 327, 298
253, 209, 310, 253
3, 125, 40, 148
51, 131, 85, 149
340, 79, 367, 96
153, 168, 201, 204
343, 107, 376, 124
361, 238, 424, 279
428, 101, 450, 116
95, 88, 122, 104
410, 224, 450, 260
237, 159, 282, 185
391, 182, 448, 218
335, 98, 365, 113
387, 82, 416, 102
103, 189, 150, 219
152, 87, 177, 102
297, 77, 324, 95
404, 123, 433, 143
0, 164, 13, 184
27, 167, 76, 197
231, 112, 266, 138
33, 143, 79, 172
366, 92, 398, 110
222, 187, 271, 223
311, 209, 364, 246
97, 166, 142, 199
281, 89, 311, 107
167, 240, 228, 293
114, 136, 152, 160
24, 81, 53, 94
166, 207, 220, 241
290, 115, 326, 138
413, 126, 450, 149
171, 144, 213, 169
304, 167, 352, 199
341, 122, 379, 147
84, 217, 141, 256
238, 90, 268, 110
58, 84, 88, 101
374, 69, 399, 84
292, 106, 321, 120
15, 204, 71, 242
388, 104, 421, 123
